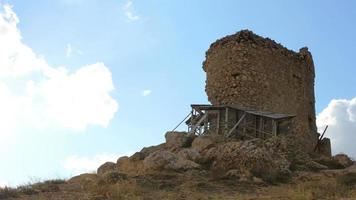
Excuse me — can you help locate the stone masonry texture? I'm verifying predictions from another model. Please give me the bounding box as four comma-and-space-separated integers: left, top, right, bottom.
203, 30, 318, 152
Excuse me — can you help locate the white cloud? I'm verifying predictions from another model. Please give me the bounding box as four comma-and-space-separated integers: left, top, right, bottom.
141, 89, 152, 97
317, 97, 356, 158
63, 153, 127, 175
0, 4, 46, 77
0, 4, 118, 134
123, 1, 140, 22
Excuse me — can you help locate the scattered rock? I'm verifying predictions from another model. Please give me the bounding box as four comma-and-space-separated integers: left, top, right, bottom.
252, 176, 264, 183
305, 161, 328, 171
143, 150, 200, 171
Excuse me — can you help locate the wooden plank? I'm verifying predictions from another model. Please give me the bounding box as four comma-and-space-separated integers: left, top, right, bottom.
227, 113, 246, 137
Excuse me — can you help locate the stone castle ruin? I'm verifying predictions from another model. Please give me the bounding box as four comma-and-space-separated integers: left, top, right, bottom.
182, 30, 330, 154
85, 31, 352, 197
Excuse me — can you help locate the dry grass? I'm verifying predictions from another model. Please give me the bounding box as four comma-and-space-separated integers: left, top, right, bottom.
2, 172, 356, 200
0, 179, 66, 200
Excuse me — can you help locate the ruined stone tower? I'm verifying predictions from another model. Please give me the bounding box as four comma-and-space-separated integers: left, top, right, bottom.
203, 30, 319, 152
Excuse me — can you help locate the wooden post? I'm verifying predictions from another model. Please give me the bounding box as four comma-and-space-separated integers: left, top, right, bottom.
227, 113, 246, 137
225, 107, 229, 135
272, 120, 277, 137
216, 110, 220, 135
242, 113, 246, 137
259, 117, 264, 139
255, 116, 258, 137
204, 111, 208, 134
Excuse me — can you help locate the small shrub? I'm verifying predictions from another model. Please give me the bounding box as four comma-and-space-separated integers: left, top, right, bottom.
0, 187, 19, 199
261, 172, 291, 185
17, 185, 39, 195
43, 179, 66, 185
337, 172, 356, 186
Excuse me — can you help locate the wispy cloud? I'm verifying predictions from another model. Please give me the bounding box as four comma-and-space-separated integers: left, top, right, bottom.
65, 43, 72, 58
317, 97, 356, 158
141, 89, 152, 97
62, 153, 129, 175
123, 1, 140, 22
65, 43, 83, 58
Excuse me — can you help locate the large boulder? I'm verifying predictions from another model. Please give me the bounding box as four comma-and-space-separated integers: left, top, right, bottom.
165, 132, 195, 151
116, 156, 145, 175
211, 139, 291, 180
191, 136, 214, 153
97, 162, 117, 175
68, 173, 98, 185
99, 171, 127, 184
264, 135, 313, 171
143, 150, 200, 171
129, 143, 165, 161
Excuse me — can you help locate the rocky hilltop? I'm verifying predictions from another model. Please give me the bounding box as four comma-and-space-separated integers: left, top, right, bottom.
1, 131, 355, 199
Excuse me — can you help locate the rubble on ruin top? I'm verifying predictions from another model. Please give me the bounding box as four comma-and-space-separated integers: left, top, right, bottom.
207, 29, 309, 60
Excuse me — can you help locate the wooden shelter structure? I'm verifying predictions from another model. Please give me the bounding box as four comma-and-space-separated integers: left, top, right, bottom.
184, 104, 295, 139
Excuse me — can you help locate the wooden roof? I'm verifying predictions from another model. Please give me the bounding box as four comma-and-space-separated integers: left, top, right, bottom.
191, 104, 295, 120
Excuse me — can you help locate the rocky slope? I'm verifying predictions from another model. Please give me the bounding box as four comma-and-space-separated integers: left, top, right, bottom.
2, 132, 355, 200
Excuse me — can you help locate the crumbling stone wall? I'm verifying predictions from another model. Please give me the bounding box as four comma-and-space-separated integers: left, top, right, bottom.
203, 30, 318, 152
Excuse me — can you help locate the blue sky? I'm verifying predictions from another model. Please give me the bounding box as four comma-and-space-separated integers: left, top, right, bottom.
0, 0, 356, 186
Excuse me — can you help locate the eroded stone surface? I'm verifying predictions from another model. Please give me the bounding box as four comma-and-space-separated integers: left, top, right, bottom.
203, 30, 319, 152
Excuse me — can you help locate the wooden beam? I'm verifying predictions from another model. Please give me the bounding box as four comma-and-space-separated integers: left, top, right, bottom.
225, 107, 229, 135
227, 113, 246, 137
172, 111, 191, 132
259, 117, 264, 139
